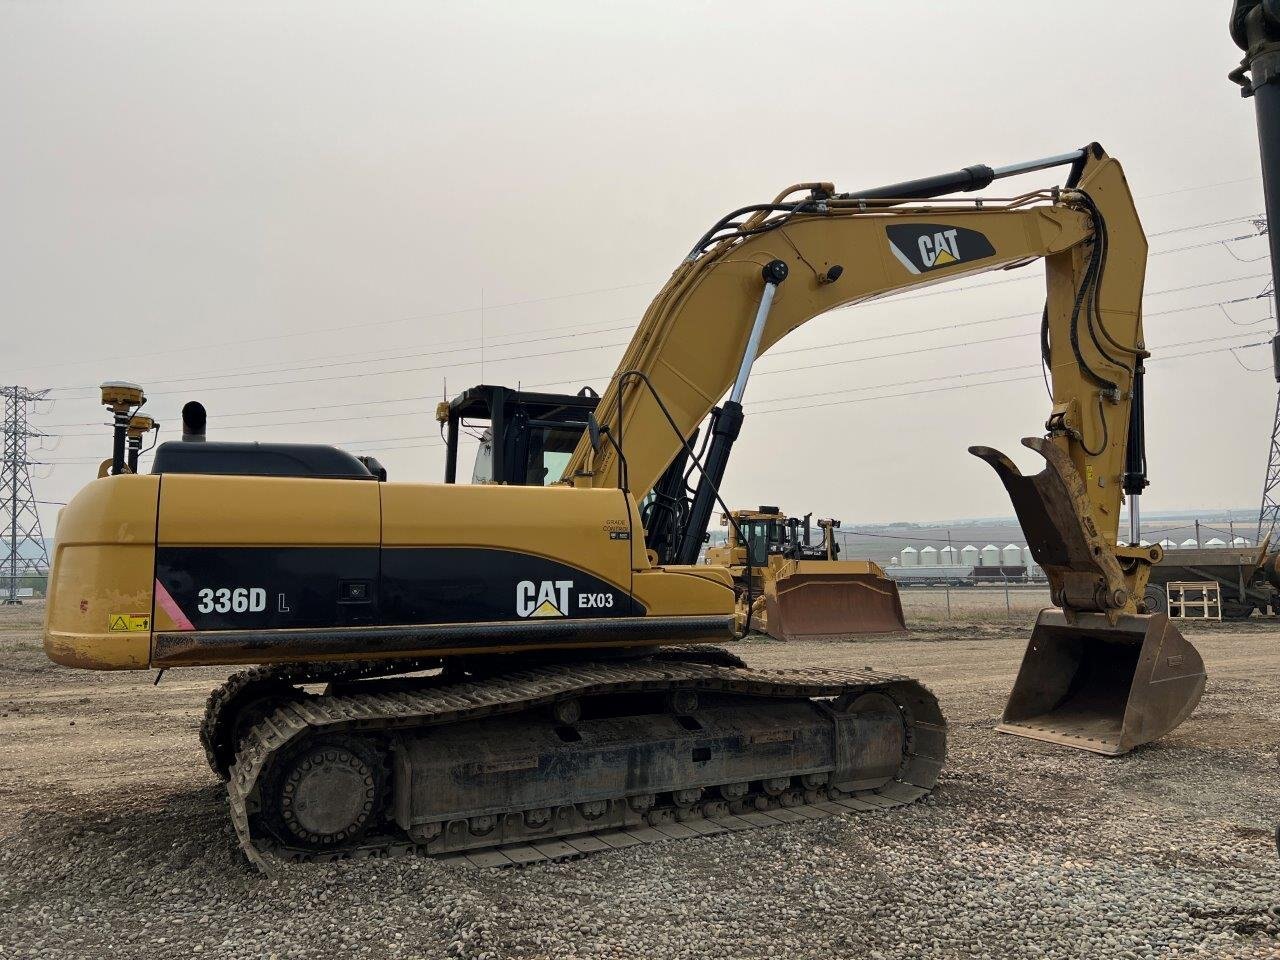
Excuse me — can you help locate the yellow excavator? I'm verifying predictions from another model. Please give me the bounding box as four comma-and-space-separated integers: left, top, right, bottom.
44, 143, 1204, 870
705, 508, 906, 640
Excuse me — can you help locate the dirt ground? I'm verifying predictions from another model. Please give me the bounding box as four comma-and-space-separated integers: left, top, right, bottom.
1, 593, 1278, 959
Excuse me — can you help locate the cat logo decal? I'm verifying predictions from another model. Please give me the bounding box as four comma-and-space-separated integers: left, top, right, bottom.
516, 580, 573, 618
887, 223, 996, 274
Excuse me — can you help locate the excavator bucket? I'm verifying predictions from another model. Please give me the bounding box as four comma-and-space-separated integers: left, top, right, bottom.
761, 564, 907, 641
998, 608, 1205, 755
970, 438, 1206, 755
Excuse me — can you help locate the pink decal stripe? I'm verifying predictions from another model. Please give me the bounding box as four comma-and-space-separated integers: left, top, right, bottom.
154, 580, 195, 631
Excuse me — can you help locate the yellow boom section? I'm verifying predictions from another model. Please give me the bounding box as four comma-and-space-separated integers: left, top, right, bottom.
564, 150, 1145, 556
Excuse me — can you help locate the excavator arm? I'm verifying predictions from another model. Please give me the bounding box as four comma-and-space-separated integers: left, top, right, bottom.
566, 142, 1204, 754
565, 147, 1136, 546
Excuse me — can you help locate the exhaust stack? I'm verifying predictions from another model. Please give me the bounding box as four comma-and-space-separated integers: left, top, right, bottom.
182, 401, 207, 442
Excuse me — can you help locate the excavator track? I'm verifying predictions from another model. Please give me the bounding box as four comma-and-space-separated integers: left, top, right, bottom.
200, 657, 444, 780
225, 658, 946, 872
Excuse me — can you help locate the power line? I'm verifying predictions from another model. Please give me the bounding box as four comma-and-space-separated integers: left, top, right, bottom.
58, 320, 639, 394
51, 328, 1254, 467
854, 219, 1266, 307
40, 282, 1275, 446
753, 279, 1269, 379
7, 279, 661, 379
1148, 213, 1265, 237
9, 201, 1268, 387
38, 265, 1275, 409
762, 273, 1269, 365
1136, 175, 1260, 199
301, 333, 1273, 456
42, 213, 1268, 393
740, 336, 1271, 418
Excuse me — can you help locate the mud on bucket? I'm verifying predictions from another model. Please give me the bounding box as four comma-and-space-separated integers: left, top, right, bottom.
998, 608, 1205, 756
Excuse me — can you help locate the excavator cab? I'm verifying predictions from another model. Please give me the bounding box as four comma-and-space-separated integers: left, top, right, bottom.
438, 385, 601, 487
437, 384, 699, 565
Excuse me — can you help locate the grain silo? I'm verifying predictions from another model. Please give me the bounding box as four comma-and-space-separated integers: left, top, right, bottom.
1022, 545, 1041, 578
1159, 538, 1177, 550
981, 544, 1000, 565
1180, 538, 1198, 549
961, 544, 980, 566
900, 546, 918, 567
1205, 537, 1226, 548
1233, 536, 1251, 547
940, 545, 959, 565
1002, 544, 1022, 566
920, 545, 939, 566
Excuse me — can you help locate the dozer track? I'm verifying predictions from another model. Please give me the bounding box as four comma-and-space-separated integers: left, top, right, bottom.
220, 656, 946, 872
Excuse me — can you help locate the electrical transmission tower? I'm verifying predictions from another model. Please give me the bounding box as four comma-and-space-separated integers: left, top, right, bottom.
1259, 392, 1280, 543
2, 387, 51, 604
1255, 276, 1280, 544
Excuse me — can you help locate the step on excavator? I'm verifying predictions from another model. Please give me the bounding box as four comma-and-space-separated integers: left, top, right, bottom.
705, 508, 906, 640
45, 143, 1203, 870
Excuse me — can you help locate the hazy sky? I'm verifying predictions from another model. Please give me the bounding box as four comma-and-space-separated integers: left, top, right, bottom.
2, 0, 1271, 535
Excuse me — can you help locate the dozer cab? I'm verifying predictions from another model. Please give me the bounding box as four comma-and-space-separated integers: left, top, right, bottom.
705, 508, 906, 641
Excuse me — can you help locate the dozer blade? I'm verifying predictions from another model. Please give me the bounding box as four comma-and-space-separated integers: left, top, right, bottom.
998, 608, 1205, 755
762, 571, 907, 642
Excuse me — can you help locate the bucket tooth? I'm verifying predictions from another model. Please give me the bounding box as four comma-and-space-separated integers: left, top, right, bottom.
997, 608, 1205, 755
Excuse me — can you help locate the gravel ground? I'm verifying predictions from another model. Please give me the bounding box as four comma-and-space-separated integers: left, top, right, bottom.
1, 598, 1278, 960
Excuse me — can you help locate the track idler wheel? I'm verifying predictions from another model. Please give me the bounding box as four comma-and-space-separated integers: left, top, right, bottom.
268, 736, 387, 849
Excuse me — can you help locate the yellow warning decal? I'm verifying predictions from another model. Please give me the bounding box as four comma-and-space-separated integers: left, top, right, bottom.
108, 613, 151, 633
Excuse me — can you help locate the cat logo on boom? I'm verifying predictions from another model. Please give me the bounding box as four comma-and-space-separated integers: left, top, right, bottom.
516, 580, 573, 618
886, 222, 996, 275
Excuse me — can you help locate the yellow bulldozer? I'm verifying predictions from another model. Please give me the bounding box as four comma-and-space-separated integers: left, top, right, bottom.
44, 144, 1206, 870
706, 508, 906, 640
